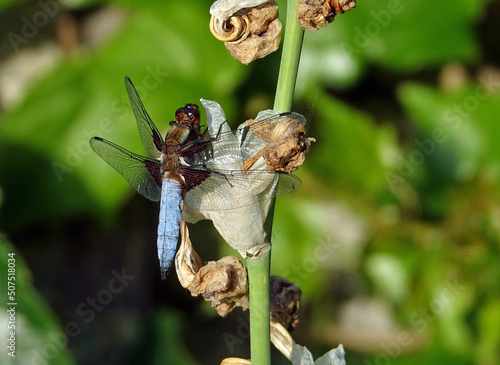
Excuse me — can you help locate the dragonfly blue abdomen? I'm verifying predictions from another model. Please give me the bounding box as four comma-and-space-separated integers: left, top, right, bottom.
157, 177, 183, 279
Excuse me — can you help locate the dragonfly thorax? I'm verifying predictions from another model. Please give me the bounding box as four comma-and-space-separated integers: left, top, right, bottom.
160, 152, 183, 172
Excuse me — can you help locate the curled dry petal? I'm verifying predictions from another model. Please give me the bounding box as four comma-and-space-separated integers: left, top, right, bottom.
210, 14, 251, 43
187, 256, 249, 317
211, 1, 282, 64
220, 358, 251, 365
271, 321, 347, 364
210, 0, 270, 21
175, 221, 203, 288
176, 221, 248, 317
242, 113, 315, 173
296, 0, 356, 32
271, 321, 294, 361
270, 275, 302, 331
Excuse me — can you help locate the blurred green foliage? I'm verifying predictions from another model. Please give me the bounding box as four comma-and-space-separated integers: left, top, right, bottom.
0, 236, 75, 364
1, 0, 500, 364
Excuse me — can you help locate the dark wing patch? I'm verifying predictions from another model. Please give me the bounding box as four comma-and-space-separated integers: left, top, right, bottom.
144, 159, 162, 187
181, 168, 212, 191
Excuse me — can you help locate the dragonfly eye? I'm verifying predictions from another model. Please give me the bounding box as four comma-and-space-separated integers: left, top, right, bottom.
175, 108, 187, 122
187, 110, 201, 123
184, 103, 199, 110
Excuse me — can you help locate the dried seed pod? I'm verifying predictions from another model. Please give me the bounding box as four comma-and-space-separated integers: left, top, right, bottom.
210, 1, 282, 64
270, 275, 302, 331
296, 0, 356, 32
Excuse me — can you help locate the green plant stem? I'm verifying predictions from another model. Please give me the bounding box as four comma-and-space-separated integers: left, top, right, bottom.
274, 0, 305, 112
247, 248, 271, 365
247, 1, 304, 364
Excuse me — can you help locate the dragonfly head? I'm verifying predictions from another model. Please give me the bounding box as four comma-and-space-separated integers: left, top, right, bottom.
175, 104, 201, 126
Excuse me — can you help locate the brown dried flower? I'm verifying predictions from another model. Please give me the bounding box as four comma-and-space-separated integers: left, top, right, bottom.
296, 0, 356, 32
242, 113, 315, 173
175, 221, 248, 317
210, 1, 282, 64
188, 256, 249, 316
270, 275, 302, 331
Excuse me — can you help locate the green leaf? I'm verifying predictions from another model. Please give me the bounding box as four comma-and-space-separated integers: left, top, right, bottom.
305, 89, 399, 198
298, 0, 491, 89
398, 81, 500, 184
0, 2, 247, 228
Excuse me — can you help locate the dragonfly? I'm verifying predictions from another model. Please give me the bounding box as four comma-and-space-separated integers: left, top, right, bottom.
90, 77, 303, 279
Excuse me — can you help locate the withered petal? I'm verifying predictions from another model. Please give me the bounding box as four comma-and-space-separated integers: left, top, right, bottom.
242, 115, 315, 173
296, 0, 356, 32
187, 256, 249, 317
220, 357, 252, 365
270, 275, 302, 331
222, 1, 281, 64
175, 221, 203, 288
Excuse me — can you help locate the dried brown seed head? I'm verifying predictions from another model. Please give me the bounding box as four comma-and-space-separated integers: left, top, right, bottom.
187, 256, 249, 317
270, 275, 302, 331
176, 222, 249, 317
296, 0, 356, 32
242, 114, 315, 173
210, 1, 282, 64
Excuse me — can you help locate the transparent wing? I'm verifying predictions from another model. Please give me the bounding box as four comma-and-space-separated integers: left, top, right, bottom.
183, 168, 301, 211
124, 76, 164, 159
179, 112, 308, 168
90, 137, 162, 202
